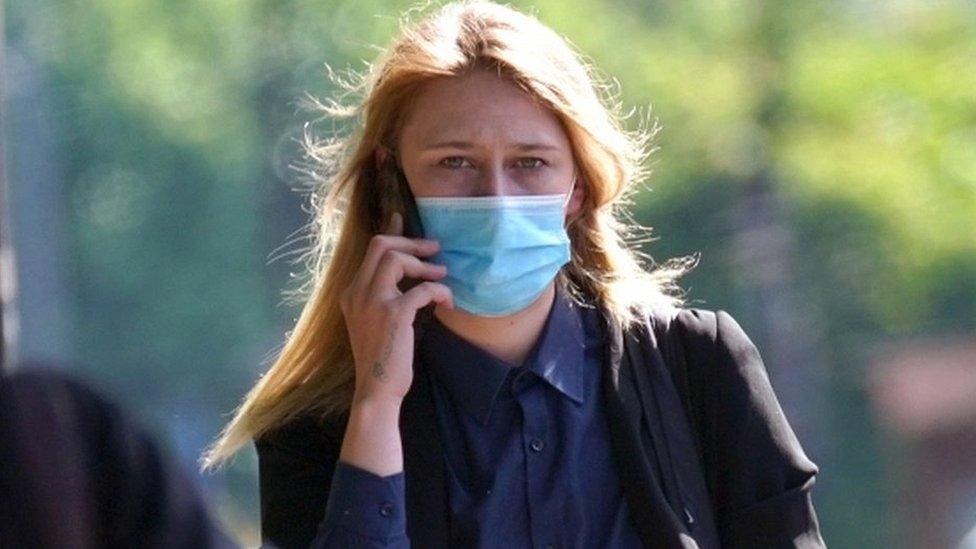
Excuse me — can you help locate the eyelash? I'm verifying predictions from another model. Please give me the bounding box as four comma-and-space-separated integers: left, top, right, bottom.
439, 157, 548, 170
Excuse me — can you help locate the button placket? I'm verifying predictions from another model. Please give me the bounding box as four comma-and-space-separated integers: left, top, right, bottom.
515, 375, 556, 549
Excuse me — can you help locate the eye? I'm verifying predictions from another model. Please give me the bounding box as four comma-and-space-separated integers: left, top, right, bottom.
439, 156, 473, 169
516, 158, 547, 169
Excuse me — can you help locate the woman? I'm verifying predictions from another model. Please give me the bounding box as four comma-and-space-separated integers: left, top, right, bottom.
202, 1, 826, 548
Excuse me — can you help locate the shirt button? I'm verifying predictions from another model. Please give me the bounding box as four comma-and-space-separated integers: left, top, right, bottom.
530, 438, 545, 452
378, 502, 394, 517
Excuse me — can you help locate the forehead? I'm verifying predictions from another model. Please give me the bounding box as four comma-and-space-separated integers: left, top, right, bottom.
398, 69, 570, 149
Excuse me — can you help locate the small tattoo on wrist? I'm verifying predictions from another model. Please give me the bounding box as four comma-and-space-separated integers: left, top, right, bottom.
371, 361, 389, 381
371, 325, 398, 382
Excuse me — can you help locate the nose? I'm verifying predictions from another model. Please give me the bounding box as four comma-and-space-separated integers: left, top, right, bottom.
478, 161, 515, 197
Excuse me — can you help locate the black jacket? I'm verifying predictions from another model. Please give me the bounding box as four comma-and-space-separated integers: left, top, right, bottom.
255, 307, 826, 548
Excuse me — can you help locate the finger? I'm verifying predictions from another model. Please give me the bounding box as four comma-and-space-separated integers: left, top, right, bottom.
398, 281, 454, 315
359, 234, 440, 286
369, 250, 447, 297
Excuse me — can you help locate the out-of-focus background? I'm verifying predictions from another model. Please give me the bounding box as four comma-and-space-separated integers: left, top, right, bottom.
2, 0, 974, 547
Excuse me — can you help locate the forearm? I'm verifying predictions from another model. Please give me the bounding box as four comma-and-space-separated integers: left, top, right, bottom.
338, 394, 404, 478
311, 395, 408, 548
254, 392, 408, 548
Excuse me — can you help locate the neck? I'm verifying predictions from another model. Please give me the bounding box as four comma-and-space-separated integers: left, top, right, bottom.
432, 281, 557, 367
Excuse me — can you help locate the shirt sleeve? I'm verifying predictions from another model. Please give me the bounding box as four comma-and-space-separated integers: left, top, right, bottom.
706, 309, 826, 548
310, 460, 409, 548
256, 413, 413, 549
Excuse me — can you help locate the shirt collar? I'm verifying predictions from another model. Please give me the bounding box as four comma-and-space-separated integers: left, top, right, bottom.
418, 283, 587, 425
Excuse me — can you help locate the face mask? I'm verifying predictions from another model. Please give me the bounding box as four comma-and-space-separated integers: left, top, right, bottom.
414, 182, 575, 317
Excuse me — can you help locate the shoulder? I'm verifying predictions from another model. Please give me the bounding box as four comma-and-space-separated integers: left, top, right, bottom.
647, 306, 757, 351
253, 409, 350, 459
3, 367, 109, 411
646, 306, 768, 385
1, 366, 137, 444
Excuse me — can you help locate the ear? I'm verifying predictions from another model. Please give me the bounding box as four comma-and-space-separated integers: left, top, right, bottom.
374, 146, 390, 166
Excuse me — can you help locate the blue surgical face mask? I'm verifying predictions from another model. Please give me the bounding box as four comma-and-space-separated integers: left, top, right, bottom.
414, 181, 575, 317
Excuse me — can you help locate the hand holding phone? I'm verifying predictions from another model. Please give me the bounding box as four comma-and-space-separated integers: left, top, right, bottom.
338, 208, 451, 406
376, 151, 431, 296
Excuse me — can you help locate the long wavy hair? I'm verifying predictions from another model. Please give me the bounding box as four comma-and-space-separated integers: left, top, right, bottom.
201, 0, 697, 470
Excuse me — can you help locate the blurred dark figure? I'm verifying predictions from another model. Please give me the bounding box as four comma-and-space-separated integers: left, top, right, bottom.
0, 363, 238, 549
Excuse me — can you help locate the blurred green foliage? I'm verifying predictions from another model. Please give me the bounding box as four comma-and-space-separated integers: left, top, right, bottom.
5, 0, 974, 546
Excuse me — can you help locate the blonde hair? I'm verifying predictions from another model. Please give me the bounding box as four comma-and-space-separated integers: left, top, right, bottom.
201, 0, 696, 470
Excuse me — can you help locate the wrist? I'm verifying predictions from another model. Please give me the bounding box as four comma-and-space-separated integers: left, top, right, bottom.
340, 392, 404, 477
347, 392, 403, 437
351, 390, 404, 412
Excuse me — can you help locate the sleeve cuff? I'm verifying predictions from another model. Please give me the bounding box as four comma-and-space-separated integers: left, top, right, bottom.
322, 459, 407, 543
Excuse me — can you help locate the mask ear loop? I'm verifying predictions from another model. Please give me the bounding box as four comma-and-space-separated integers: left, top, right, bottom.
562, 172, 578, 209
561, 171, 580, 235
557, 172, 579, 294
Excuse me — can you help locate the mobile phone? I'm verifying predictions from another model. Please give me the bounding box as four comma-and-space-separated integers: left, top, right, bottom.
394, 164, 425, 241
383, 159, 430, 297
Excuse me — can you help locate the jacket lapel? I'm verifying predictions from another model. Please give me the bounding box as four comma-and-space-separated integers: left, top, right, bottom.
601, 311, 698, 548
400, 351, 451, 546
635, 313, 721, 548
601, 309, 723, 549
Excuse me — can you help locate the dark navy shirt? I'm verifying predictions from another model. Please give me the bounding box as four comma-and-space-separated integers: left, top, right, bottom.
318, 284, 644, 548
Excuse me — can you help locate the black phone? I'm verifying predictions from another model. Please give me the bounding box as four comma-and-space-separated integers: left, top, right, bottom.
387, 159, 439, 330
382, 157, 430, 297
394, 163, 425, 241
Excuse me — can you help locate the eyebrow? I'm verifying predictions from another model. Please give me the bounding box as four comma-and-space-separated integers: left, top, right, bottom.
421, 140, 561, 152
